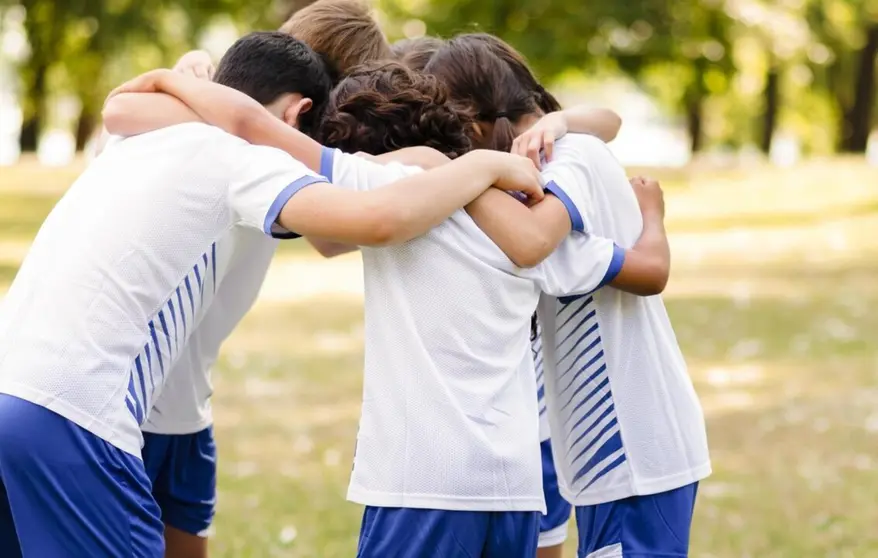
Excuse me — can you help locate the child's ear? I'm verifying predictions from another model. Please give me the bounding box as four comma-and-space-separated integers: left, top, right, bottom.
284, 97, 314, 128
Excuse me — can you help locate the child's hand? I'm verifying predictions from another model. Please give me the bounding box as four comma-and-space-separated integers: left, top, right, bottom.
630, 176, 665, 220
480, 151, 545, 206
511, 112, 568, 167
173, 50, 215, 81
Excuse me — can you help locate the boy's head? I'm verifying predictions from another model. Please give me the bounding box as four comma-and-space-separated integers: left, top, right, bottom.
318, 61, 471, 158
280, 0, 391, 83
213, 31, 332, 135
391, 36, 444, 72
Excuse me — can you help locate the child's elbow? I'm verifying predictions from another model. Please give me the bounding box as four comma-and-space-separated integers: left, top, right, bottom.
599, 109, 623, 142
512, 239, 552, 269
643, 262, 670, 295
101, 98, 128, 136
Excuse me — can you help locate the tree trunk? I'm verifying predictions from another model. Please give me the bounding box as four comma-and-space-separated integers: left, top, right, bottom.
841, 24, 878, 153
685, 96, 704, 153
684, 60, 707, 154
75, 106, 98, 152
760, 65, 780, 154
18, 63, 47, 152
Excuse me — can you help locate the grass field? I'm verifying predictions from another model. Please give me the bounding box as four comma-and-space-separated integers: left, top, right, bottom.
1, 158, 878, 557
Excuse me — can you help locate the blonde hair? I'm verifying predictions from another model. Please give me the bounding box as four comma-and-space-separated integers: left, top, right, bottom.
280, 0, 391, 80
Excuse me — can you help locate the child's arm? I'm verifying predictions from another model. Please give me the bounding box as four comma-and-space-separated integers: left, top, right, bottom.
104, 69, 325, 172
467, 177, 669, 296
272, 149, 543, 245
102, 93, 202, 137
512, 106, 622, 165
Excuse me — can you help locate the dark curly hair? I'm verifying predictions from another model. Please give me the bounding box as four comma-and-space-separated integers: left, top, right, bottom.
317, 61, 472, 158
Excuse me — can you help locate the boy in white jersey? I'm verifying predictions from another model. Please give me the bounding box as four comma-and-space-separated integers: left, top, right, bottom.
0, 33, 547, 557
108, 51, 672, 556
485, 37, 711, 555
134, 7, 396, 557
537, 136, 710, 558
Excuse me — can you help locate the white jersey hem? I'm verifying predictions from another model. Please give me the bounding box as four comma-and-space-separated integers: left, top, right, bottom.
142, 416, 213, 435
347, 486, 547, 513
0, 382, 142, 457
561, 462, 712, 506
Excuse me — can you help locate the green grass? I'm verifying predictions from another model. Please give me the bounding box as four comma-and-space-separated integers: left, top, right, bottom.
2, 160, 878, 556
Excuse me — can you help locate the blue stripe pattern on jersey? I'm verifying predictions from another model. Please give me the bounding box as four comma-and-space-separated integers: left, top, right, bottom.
532, 327, 547, 417
125, 242, 217, 425
553, 296, 627, 494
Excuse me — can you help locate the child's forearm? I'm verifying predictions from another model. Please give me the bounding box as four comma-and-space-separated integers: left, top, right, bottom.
562, 106, 622, 142
102, 93, 202, 137
609, 213, 670, 295
278, 150, 505, 245
466, 191, 571, 268
153, 72, 324, 172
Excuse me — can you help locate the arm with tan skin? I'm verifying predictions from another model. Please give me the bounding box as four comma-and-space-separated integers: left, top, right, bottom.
96, 53, 215, 154
512, 106, 622, 165
103, 71, 546, 247
466, 177, 670, 296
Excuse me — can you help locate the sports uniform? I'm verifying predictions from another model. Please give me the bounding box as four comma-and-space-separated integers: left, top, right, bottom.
320, 148, 623, 558
0, 122, 326, 556
537, 134, 711, 558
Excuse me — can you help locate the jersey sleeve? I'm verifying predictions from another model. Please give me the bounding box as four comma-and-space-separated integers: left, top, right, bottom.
541, 136, 599, 233
523, 233, 626, 298
227, 144, 329, 239
319, 147, 423, 191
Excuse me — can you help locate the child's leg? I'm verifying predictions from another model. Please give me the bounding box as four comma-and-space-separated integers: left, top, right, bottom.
575, 482, 699, 557
142, 427, 217, 558
0, 394, 165, 557
484, 511, 541, 557
538, 439, 572, 557
356, 506, 490, 557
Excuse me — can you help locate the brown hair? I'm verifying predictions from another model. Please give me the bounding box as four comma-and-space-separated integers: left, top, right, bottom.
464, 33, 562, 114
279, 0, 391, 83
424, 35, 542, 153
391, 36, 444, 71
318, 61, 471, 158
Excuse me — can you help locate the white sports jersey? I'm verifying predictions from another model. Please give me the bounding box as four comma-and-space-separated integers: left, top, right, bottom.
538, 134, 711, 506
143, 227, 278, 435
320, 148, 620, 512
0, 123, 325, 456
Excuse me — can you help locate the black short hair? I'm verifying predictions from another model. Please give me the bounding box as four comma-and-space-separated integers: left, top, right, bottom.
213, 31, 332, 134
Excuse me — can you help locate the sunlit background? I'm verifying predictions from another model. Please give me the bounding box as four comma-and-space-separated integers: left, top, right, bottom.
1, 0, 878, 556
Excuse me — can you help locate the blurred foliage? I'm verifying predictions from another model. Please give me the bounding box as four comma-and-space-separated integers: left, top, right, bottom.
379, 0, 878, 155
3, 0, 878, 155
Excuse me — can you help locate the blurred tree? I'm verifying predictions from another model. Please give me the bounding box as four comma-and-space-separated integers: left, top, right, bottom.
808, 0, 878, 152
382, 0, 735, 153
13, 0, 300, 151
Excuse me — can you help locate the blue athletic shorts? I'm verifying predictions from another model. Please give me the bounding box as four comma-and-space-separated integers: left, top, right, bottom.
0, 394, 164, 558
539, 438, 572, 548
142, 426, 217, 537
357, 506, 540, 558
576, 482, 699, 557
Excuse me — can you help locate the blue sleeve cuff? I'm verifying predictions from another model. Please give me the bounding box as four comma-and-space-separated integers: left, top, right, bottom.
556, 243, 625, 304
320, 146, 336, 182
262, 175, 329, 239
544, 180, 585, 232
598, 243, 626, 288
